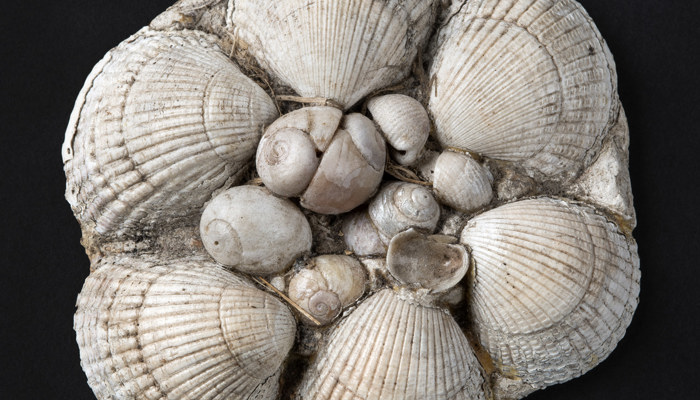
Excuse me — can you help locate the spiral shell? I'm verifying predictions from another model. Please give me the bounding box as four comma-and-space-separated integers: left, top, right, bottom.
367, 94, 430, 165
74, 256, 296, 400
460, 197, 640, 392
433, 150, 494, 213
229, 0, 439, 108
199, 185, 312, 275
288, 255, 367, 325
429, 0, 618, 182
298, 289, 486, 399
63, 29, 278, 237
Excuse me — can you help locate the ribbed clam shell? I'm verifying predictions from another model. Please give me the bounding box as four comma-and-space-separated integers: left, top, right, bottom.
433, 151, 494, 213
429, 0, 617, 182
369, 181, 440, 239
74, 257, 296, 400
63, 29, 278, 237
229, 0, 438, 108
460, 197, 640, 389
367, 94, 430, 165
298, 289, 486, 399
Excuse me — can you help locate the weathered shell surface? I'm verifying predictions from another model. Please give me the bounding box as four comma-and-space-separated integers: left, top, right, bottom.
74, 256, 296, 400
199, 185, 312, 274
433, 151, 494, 213
229, 0, 438, 108
429, 0, 618, 182
63, 29, 278, 237
298, 289, 486, 399
367, 94, 430, 165
369, 181, 440, 239
460, 197, 640, 390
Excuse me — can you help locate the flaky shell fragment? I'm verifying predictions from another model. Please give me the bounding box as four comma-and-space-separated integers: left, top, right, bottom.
63, 29, 278, 238
429, 0, 618, 182
297, 289, 486, 399
367, 94, 430, 165
433, 150, 494, 213
229, 0, 439, 108
288, 255, 367, 325
199, 185, 312, 275
460, 197, 640, 393
74, 257, 296, 400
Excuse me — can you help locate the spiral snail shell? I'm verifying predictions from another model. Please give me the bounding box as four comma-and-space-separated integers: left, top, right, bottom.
433, 150, 494, 213
367, 94, 430, 165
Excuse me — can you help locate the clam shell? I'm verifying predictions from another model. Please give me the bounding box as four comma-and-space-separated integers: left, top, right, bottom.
298, 289, 486, 399
63, 29, 278, 237
429, 0, 618, 182
229, 0, 439, 108
460, 197, 640, 389
367, 94, 430, 165
433, 151, 494, 213
74, 256, 296, 399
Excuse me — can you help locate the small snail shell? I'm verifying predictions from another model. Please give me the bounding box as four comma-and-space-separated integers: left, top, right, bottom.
433, 150, 494, 213
199, 185, 312, 275
367, 94, 430, 165
387, 228, 469, 292
343, 181, 440, 256
256, 107, 386, 214
288, 255, 366, 325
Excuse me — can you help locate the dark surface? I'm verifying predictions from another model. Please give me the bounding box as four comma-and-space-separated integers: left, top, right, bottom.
1, 0, 698, 399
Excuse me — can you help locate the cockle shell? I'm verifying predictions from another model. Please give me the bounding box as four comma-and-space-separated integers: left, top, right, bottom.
288, 255, 367, 325
63, 29, 278, 237
367, 94, 431, 165
199, 185, 312, 275
433, 150, 494, 213
460, 197, 640, 394
229, 0, 439, 108
429, 0, 618, 182
74, 256, 296, 400
297, 289, 486, 399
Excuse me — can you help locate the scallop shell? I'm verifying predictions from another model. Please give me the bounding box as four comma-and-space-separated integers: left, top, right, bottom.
460, 197, 640, 391
229, 0, 439, 108
74, 256, 296, 400
62, 29, 278, 237
297, 289, 486, 399
367, 94, 430, 165
433, 151, 494, 213
429, 0, 618, 182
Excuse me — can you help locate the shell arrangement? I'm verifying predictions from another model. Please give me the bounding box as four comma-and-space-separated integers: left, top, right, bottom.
64, 1, 640, 399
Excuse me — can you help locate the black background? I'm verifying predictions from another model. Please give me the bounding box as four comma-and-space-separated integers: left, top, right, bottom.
2, 1, 699, 399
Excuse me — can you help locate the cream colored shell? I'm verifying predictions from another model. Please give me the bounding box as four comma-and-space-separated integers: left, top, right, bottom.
367, 94, 430, 165
297, 289, 486, 399
74, 256, 296, 400
63, 29, 278, 237
461, 197, 640, 391
429, 0, 618, 182
433, 151, 494, 213
229, 0, 439, 109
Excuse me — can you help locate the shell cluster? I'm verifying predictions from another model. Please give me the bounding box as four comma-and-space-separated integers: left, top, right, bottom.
64, 1, 639, 399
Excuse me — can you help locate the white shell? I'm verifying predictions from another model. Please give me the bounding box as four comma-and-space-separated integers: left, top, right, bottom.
74, 257, 296, 400
460, 197, 640, 391
429, 0, 618, 182
369, 181, 441, 239
288, 255, 367, 325
433, 151, 494, 213
229, 0, 438, 108
63, 29, 278, 237
387, 229, 469, 292
298, 289, 486, 399
367, 94, 430, 165
199, 185, 312, 274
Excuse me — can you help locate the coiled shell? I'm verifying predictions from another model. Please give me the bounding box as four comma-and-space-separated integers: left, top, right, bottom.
199, 185, 312, 275
74, 256, 296, 400
429, 0, 618, 182
460, 197, 640, 393
433, 151, 494, 213
230, 0, 439, 109
367, 94, 430, 165
288, 255, 367, 325
297, 289, 486, 399
63, 29, 278, 237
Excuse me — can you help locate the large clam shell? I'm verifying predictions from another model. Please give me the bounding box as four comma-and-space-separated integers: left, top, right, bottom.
460, 197, 640, 393
298, 289, 486, 399
429, 0, 618, 182
229, 0, 439, 108
74, 256, 296, 399
63, 29, 278, 237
